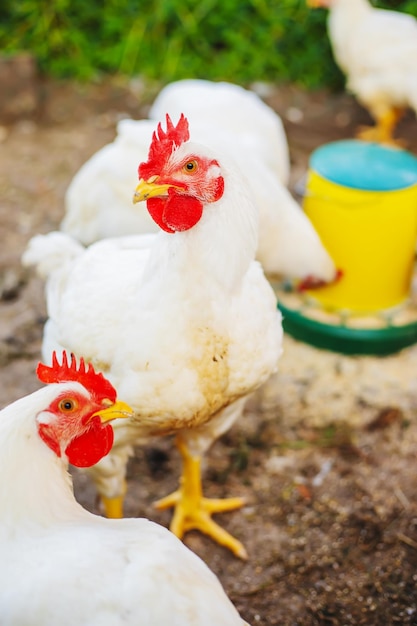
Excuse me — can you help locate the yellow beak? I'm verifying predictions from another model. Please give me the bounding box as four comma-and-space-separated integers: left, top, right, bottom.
91, 400, 134, 423
133, 178, 183, 204
306, 0, 328, 7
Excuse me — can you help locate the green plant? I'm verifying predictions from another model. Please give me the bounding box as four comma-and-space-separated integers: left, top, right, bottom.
0, 0, 415, 89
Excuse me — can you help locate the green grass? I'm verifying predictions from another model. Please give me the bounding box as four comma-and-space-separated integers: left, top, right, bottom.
0, 0, 416, 88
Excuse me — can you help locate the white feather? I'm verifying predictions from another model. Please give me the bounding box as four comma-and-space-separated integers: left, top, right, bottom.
325, 0, 417, 115
23, 139, 283, 503
0, 384, 249, 625
61, 80, 336, 282
149, 78, 290, 184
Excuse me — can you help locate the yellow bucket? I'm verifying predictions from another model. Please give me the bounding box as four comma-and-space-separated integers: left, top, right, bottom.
303, 141, 417, 313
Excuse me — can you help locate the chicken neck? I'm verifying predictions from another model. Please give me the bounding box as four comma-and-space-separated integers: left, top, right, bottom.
327, 0, 370, 74
0, 390, 86, 528
144, 151, 259, 295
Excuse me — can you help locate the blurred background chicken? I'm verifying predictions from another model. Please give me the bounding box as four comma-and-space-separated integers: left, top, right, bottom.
62, 79, 336, 285
308, 0, 417, 145
23, 114, 283, 559
148, 79, 290, 184
0, 353, 250, 625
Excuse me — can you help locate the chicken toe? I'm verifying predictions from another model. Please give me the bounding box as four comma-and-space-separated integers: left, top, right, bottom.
154, 437, 247, 559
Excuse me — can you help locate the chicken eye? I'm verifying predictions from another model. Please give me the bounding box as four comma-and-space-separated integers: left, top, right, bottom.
58, 398, 78, 412
183, 160, 198, 174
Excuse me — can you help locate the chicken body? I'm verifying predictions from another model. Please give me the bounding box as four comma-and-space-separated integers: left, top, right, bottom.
62, 118, 157, 243
62, 80, 336, 283
310, 0, 417, 143
24, 127, 283, 558
0, 381, 249, 625
35, 230, 278, 439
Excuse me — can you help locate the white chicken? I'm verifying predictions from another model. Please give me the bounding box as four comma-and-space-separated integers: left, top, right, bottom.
308, 0, 417, 144
0, 353, 250, 625
62, 118, 157, 243
148, 79, 290, 185
23, 113, 283, 559
62, 79, 336, 284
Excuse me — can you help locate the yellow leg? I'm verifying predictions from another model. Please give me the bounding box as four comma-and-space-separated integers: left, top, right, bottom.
101, 480, 127, 518
101, 495, 124, 518
357, 107, 405, 146
154, 437, 248, 559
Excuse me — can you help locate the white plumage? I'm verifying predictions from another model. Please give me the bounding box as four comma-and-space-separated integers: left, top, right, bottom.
309, 0, 417, 143
61, 119, 157, 243
62, 79, 336, 283
148, 79, 290, 184
24, 117, 283, 558
0, 380, 249, 625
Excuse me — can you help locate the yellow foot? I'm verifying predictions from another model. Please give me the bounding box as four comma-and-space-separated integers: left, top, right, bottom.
101, 494, 124, 518
155, 490, 248, 559
356, 125, 406, 148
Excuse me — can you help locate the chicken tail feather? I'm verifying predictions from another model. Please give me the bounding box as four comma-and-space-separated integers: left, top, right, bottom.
22, 231, 84, 280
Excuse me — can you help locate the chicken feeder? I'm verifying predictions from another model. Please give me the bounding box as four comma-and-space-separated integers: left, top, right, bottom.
276, 140, 417, 355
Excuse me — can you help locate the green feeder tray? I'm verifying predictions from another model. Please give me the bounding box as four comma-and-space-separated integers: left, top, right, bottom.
274, 283, 417, 356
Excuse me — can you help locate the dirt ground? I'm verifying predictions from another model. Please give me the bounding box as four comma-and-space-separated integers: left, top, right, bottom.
2, 69, 417, 625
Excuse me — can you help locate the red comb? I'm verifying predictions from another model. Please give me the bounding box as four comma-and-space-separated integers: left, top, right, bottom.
139, 113, 190, 180
36, 352, 117, 401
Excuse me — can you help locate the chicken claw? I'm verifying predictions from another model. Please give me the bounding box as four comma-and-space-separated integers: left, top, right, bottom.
154, 437, 248, 559
356, 107, 406, 147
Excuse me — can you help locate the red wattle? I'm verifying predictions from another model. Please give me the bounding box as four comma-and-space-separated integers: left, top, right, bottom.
147, 195, 203, 233
147, 197, 174, 233
65, 420, 114, 468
